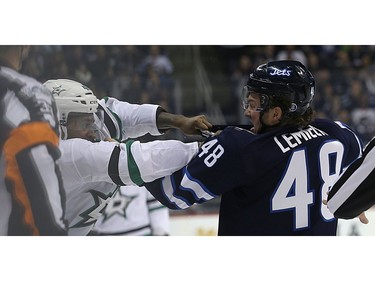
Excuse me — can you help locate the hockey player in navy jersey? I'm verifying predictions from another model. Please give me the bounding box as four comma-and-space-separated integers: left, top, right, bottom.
143, 60, 363, 235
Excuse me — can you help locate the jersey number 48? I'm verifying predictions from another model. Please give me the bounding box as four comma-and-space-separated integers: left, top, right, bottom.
271, 141, 343, 230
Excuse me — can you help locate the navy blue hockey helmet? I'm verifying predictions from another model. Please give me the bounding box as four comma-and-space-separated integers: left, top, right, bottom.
243, 60, 315, 116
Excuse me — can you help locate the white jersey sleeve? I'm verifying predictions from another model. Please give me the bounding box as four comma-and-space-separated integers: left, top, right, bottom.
59, 138, 199, 188
98, 97, 161, 140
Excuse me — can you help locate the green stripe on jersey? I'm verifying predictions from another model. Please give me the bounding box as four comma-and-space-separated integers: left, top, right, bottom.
125, 141, 144, 185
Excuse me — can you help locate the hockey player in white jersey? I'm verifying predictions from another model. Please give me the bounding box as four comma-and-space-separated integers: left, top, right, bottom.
44, 79, 212, 235
90, 186, 171, 236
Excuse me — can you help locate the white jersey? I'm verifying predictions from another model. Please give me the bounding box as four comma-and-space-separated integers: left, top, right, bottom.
60, 138, 197, 235
60, 98, 198, 235
91, 186, 170, 236
98, 97, 162, 140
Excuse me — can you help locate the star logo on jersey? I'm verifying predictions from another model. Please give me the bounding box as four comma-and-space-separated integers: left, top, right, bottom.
71, 188, 118, 228
100, 188, 137, 222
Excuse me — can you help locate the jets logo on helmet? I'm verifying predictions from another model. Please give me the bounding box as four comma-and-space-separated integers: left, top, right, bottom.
269, 68, 292, 76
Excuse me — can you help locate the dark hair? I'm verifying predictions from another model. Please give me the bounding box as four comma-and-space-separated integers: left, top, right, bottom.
267, 94, 314, 128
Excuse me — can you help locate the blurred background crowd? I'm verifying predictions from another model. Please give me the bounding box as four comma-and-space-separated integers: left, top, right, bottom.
21, 45, 375, 216
22, 45, 375, 145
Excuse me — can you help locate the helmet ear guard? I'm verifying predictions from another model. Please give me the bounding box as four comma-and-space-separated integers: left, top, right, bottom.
242, 85, 270, 112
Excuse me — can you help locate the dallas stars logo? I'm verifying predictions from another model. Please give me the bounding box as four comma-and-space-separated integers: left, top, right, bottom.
51, 85, 66, 95
100, 188, 137, 222
71, 188, 118, 228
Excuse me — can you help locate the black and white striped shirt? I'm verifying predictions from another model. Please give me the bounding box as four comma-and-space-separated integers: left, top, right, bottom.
328, 136, 375, 219
0, 66, 67, 235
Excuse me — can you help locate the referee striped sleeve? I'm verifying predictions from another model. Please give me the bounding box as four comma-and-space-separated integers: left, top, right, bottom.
4, 122, 67, 235
328, 137, 375, 219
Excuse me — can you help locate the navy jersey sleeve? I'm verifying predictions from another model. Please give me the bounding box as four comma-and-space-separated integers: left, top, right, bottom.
144, 127, 254, 209
312, 119, 363, 170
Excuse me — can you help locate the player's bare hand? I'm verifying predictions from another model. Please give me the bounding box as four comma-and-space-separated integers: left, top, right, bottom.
104, 137, 117, 142
157, 112, 213, 135
358, 212, 369, 224
323, 196, 368, 223
178, 115, 213, 135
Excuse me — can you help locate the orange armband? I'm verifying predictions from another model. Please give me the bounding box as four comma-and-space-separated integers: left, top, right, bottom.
4, 121, 60, 235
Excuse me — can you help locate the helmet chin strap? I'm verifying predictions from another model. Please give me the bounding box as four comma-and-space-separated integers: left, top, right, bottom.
61, 126, 68, 140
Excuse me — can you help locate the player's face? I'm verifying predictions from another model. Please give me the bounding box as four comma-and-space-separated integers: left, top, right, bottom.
243, 92, 263, 133
243, 92, 281, 134
66, 113, 97, 141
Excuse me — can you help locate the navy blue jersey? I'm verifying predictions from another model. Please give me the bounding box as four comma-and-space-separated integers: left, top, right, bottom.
144, 119, 363, 235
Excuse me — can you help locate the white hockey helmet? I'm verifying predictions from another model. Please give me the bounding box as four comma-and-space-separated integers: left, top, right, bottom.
44, 79, 98, 124
44, 79, 103, 140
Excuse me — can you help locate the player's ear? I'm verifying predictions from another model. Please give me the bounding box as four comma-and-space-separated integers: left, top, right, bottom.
273, 106, 283, 122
